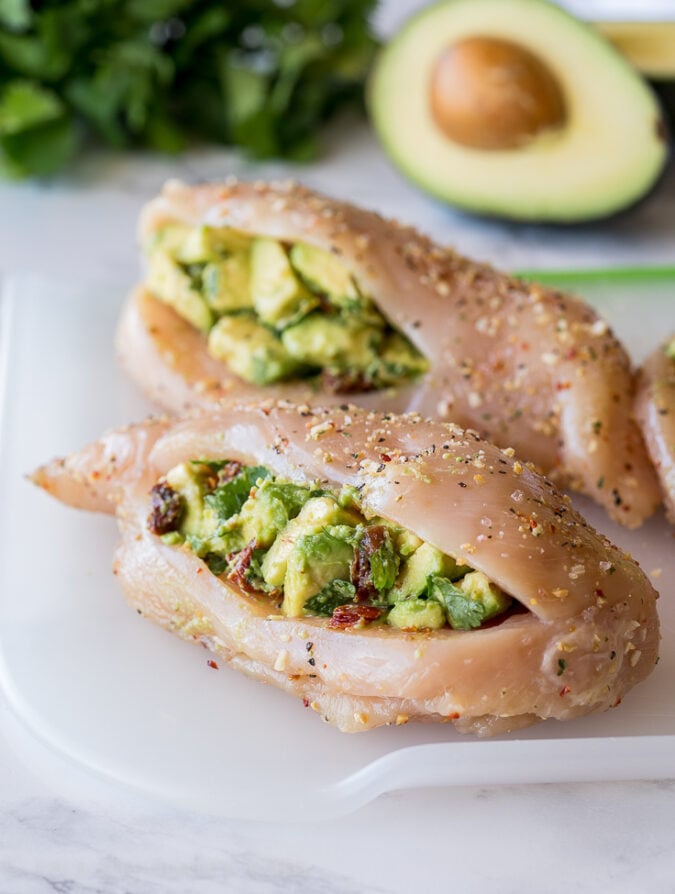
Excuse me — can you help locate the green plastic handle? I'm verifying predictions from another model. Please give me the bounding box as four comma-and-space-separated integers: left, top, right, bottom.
515, 265, 675, 285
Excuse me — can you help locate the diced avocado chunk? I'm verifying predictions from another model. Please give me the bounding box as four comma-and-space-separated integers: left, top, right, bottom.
457, 571, 512, 621
261, 496, 360, 588
289, 242, 362, 308
165, 462, 219, 541
250, 237, 318, 328
387, 599, 446, 630
208, 315, 303, 385
147, 251, 213, 332
281, 314, 381, 371
376, 332, 429, 381
389, 542, 463, 603
394, 528, 424, 558
235, 481, 312, 549
202, 255, 252, 312
282, 530, 354, 617
150, 224, 251, 263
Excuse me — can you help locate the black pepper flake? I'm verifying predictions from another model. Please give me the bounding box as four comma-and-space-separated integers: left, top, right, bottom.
458, 481, 468, 488
308, 657, 316, 666
557, 659, 567, 676
306, 641, 314, 652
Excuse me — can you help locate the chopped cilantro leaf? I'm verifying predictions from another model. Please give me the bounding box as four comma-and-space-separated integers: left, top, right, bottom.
427, 575, 487, 630
368, 528, 399, 593
205, 465, 269, 520
304, 580, 356, 616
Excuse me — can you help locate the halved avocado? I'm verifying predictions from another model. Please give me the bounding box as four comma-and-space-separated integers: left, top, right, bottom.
596, 22, 675, 125
369, 0, 668, 222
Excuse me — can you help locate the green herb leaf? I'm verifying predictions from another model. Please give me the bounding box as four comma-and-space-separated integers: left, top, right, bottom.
0, 0, 32, 31
203, 551, 229, 575
304, 579, 356, 616
0, 0, 378, 177
427, 575, 487, 630
204, 465, 269, 520
368, 528, 399, 593
0, 80, 76, 177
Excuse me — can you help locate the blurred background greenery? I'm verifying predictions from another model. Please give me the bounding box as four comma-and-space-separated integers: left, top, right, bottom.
0, 0, 378, 178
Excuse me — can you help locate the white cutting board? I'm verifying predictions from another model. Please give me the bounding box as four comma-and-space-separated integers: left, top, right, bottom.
0, 272, 674, 821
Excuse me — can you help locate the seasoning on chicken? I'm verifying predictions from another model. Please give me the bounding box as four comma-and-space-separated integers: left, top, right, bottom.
31, 402, 660, 737
118, 179, 660, 527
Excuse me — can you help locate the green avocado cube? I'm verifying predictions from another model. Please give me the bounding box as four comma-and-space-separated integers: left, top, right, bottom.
207, 315, 302, 385
282, 530, 354, 617
457, 571, 511, 620
289, 242, 362, 308
202, 255, 252, 312
146, 251, 213, 332
376, 332, 429, 382
389, 542, 463, 603
151, 224, 251, 263
250, 238, 318, 328
281, 315, 382, 371
387, 599, 446, 630
235, 480, 312, 550
261, 496, 360, 588
165, 462, 219, 542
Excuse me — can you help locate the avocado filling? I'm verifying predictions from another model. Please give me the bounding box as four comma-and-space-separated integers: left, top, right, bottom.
147, 459, 513, 631
145, 224, 428, 392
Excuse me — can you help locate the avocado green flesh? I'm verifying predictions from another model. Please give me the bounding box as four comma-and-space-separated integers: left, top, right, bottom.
151, 459, 513, 631
145, 225, 428, 390
369, 0, 668, 222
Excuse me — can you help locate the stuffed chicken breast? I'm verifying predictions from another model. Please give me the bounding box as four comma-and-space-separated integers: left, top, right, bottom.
118, 179, 659, 528
31, 403, 659, 737
636, 336, 675, 522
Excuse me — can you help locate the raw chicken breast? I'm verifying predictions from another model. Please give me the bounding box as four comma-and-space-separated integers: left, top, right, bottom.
31, 403, 660, 737
635, 336, 675, 522
118, 179, 660, 527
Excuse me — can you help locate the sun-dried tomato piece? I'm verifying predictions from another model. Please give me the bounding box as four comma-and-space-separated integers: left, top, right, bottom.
217, 460, 242, 485
226, 539, 257, 592
351, 525, 387, 602
322, 369, 377, 395
328, 603, 383, 629
147, 482, 184, 534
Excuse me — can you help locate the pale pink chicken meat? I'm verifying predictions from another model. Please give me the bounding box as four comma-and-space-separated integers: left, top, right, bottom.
118, 179, 660, 528
635, 336, 675, 522
31, 403, 659, 737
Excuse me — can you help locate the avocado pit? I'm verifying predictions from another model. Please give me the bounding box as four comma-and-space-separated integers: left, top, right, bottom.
429, 36, 567, 150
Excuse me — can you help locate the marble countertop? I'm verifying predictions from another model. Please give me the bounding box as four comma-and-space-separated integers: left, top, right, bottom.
1, 117, 675, 893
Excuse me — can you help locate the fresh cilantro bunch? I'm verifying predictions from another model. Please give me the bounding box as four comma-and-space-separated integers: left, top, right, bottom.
0, 0, 378, 178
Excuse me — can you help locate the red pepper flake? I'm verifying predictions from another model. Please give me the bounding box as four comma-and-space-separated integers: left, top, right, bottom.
328, 604, 383, 628
594, 587, 604, 598
613, 696, 622, 708
446, 712, 460, 720
207, 660, 219, 670
380, 453, 391, 463
302, 698, 310, 707
559, 686, 571, 697
196, 567, 204, 574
